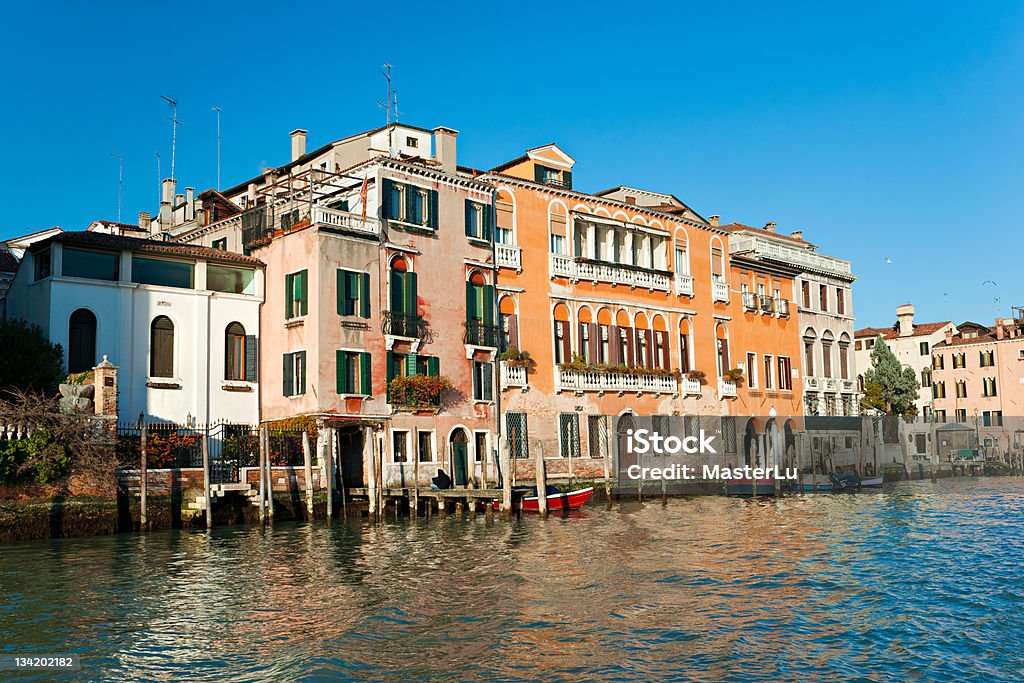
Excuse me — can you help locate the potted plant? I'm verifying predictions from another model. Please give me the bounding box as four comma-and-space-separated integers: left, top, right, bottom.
387, 375, 454, 408
499, 348, 532, 367
724, 367, 745, 386
687, 369, 707, 385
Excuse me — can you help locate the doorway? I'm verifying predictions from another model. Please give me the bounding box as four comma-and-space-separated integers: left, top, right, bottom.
336, 427, 364, 488
450, 429, 469, 487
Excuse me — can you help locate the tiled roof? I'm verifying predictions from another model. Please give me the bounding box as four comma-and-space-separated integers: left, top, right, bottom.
855, 321, 952, 340
932, 332, 997, 348
0, 249, 18, 273
720, 222, 815, 247
41, 231, 264, 266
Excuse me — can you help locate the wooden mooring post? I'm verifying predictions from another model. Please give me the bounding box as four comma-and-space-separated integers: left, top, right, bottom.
202, 433, 212, 530
265, 427, 274, 522
139, 416, 148, 532
258, 425, 268, 526
499, 438, 513, 520
534, 442, 549, 517
302, 431, 314, 520
366, 428, 378, 522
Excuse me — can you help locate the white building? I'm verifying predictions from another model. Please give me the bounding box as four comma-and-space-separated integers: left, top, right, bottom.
725, 221, 859, 416
5, 231, 265, 425
854, 303, 955, 419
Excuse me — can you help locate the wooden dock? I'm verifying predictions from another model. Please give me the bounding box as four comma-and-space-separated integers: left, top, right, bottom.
345, 487, 525, 519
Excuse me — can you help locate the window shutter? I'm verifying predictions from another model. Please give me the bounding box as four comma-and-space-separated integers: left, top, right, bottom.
427, 356, 439, 377
386, 351, 395, 382
466, 281, 476, 322
359, 272, 370, 318
465, 199, 474, 237
588, 323, 599, 362
380, 178, 393, 219
482, 203, 492, 241
336, 350, 347, 394
297, 351, 306, 394
406, 352, 418, 377
534, 164, 546, 183
429, 190, 439, 229
472, 362, 480, 399
482, 362, 493, 400
404, 184, 417, 224
285, 274, 293, 319
561, 323, 571, 364
645, 329, 655, 368
390, 269, 404, 312
283, 353, 293, 396
360, 352, 371, 395
336, 269, 346, 315
508, 314, 519, 350
483, 284, 494, 326
609, 326, 620, 365
562, 170, 572, 189
299, 270, 308, 316
404, 271, 418, 316
245, 335, 258, 382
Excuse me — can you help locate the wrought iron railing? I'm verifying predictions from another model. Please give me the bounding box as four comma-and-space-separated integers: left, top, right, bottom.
464, 320, 503, 347
382, 311, 427, 338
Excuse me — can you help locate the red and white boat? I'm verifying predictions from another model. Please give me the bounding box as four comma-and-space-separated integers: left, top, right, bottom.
492, 486, 595, 512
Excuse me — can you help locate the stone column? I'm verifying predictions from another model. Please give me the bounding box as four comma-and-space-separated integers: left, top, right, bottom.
93, 356, 118, 418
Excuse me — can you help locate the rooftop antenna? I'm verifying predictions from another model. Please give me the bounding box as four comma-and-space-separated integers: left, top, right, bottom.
394, 90, 400, 124
212, 106, 222, 191
154, 152, 161, 204
377, 63, 396, 155
111, 153, 124, 223
160, 95, 183, 180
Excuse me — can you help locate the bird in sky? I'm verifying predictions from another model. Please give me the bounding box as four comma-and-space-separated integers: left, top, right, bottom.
884, 258, 893, 264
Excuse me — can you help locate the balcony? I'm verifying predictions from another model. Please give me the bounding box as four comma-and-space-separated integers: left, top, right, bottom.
841, 379, 856, 392
718, 378, 737, 398
712, 280, 730, 303
776, 299, 790, 317
681, 377, 703, 396
742, 292, 757, 311
312, 205, 380, 237
728, 236, 853, 277
500, 361, 528, 389
759, 295, 775, 314
496, 244, 522, 270
674, 274, 694, 296
382, 311, 426, 339
556, 367, 678, 395
549, 254, 671, 291
463, 320, 503, 348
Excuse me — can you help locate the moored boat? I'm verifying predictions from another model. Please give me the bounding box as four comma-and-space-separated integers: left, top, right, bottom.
859, 476, 883, 488
796, 473, 834, 492
493, 486, 595, 512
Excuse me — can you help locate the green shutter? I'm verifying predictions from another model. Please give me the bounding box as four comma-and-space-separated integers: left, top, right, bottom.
285, 274, 293, 319
483, 362, 493, 400
534, 164, 546, 183
360, 352, 371, 394
405, 352, 418, 377
245, 335, 258, 383
465, 199, 474, 237
386, 351, 395, 381
336, 269, 346, 315
404, 271, 418, 316
380, 178, 393, 219
466, 281, 476, 322
562, 170, 572, 189
405, 184, 417, 224
359, 272, 370, 318
297, 351, 306, 394
483, 284, 495, 325
336, 350, 347, 394
283, 353, 293, 396
298, 270, 308, 316
390, 269, 404, 312
482, 203, 492, 241
427, 356, 439, 377
429, 190, 439, 229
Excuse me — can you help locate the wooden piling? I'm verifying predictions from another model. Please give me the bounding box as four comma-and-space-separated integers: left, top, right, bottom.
325, 427, 334, 522
534, 442, 549, 517
499, 438, 513, 519
602, 427, 613, 510
202, 433, 212, 530
258, 425, 268, 526
302, 431, 314, 520
366, 428, 378, 522
265, 426, 274, 522
139, 419, 148, 532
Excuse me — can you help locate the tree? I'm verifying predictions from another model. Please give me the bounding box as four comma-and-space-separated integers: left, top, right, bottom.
861, 335, 920, 417
0, 320, 64, 394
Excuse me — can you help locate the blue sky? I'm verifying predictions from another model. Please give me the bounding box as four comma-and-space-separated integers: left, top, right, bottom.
2, 1, 1022, 327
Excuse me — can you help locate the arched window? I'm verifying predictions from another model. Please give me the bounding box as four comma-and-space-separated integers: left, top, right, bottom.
68, 308, 97, 373
387, 255, 418, 336
225, 322, 246, 381
150, 316, 175, 378
715, 323, 730, 375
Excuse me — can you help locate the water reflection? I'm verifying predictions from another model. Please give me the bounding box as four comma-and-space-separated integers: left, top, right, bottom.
2, 479, 1024, 681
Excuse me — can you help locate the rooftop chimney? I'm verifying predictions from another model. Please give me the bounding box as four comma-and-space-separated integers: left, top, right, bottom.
945, 328, 954, 344
896, 303, 915, 338
185, 187, 195, 220
290, 129, 307, 162
138, 211, 151, 231
433, 127, 458, 174
708, 215, 720, 228
764, 221, 777, 233
161, 178, 176, 206
791, 230, 803, 241
996, 320, 1005, 340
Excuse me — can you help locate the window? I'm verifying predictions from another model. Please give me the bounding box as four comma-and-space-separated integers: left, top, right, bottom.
819, 284, 828, 311
381, 179, 437, 228
836, 288, 846, 315
578, 323, 591, 362
599, 324, 611, 364
337, 269, 370, 318
283, 351, 307, 396
921, 368, 932, 388
34, 249, 51, 280
839, 345, 850, 380
506, 411, 529, 460
915, 433, 927, 454
933, 381, 946, 399
935, 409, 946, 422
550, 233, 566, 254
474, 432, 488, 463
674, 246, 688, 275
225, 322, 257, 382
466, 275, 495, 343
822, 342, 832, 377
132, 257, 193, 289
211, 237, 228, 250
336, 350, 371, 395
418, 431, 434, 463
67, 309, 97, 373
801, 281, 811, 308
465, 200, 492, 241
956, 381, 967, 398
63, 247, 119, 281
763, 354, 774, 390
150, 316, 175, 378
746, 352, 758, 388
953, 353, 965, 369
855, 341, 862, 351
933, 354, 944, 370
956, 408, 967, 423
472, 361, 493, 401
980, 350, 995, 367
919, 341, 930, 356
559, 413, 580, 458
534, 164, 571, 188
393, 431, 410, 463
208, 265, 255, 294
804, 341, 815, 376
285, 270, 308, 319
388, 258, 418, 323
588, 415, 608, 459
678, 330, 690, 373
778, 356, 793, 390
553, 320, 570, 364
406, 136, 418, 148
983, 377, 997, 397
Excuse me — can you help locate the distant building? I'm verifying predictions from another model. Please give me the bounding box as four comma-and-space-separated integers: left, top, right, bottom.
854, 303, 956, 419
5, 231, 265, 425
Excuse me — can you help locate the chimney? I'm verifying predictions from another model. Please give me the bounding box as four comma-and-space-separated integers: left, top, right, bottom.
764, 221, 777, 233
708, 215, 720, 228
945, 328, 954, 344
185, 187, 195, 220
161, 178, 176, 206
791, 230, 803, 241
290, 129, 307, 161
896, 303, 915, 338
138, 211, 151, 231
433, 127, 458, 174
997, 320, 1005, 340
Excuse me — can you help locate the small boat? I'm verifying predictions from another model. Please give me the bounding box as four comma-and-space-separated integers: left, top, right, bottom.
493, 486, 595, 512
727, 478, 777, 496
796, 473, 834, 492
858, 476, 883, 488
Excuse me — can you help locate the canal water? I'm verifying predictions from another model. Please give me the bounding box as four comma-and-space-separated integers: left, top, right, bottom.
2, 477, 1024, 681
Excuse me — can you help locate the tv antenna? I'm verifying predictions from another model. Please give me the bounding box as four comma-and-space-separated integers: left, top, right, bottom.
377, 63, 397, 155
111, 153, 124, 223
160, 95, 183, 180
154, 152, 161, 203
212, 106, 222, 190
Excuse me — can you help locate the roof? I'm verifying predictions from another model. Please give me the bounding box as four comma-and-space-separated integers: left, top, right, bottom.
932, 331, 998, 348
0, 249, 18, 273
37, 231, 263, 267
720, 222, 816, 248
855, 321, 952, 340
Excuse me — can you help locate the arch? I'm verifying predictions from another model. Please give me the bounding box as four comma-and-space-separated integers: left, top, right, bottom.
468, 269, 486, 285
615, 309, 631, 328
150, 315, 175, 378
651, 314, 668, 332
68, 308, 97, 374
596, 307, 613, 326
612, 210, 631, 222
803, 327, 818, 340
548, 199, 570, 255
616, 412, 638, 476
710, 235, 726, 278
495, 187, 517, 244
634, 311, 650, 330
743, 418, 760, 468
821, 330, 835, 342
673, 227, 690, 275
838, 332, 852, 344
389, 254, 409, 271
225, 321, 246, 381
630, 215, 649, 227
578, 305, 594, 324
572, 203, 592, 214
448, 427, 471, 487
552, 302, 571, 322
498, 295, 517, 316
649, 218, 665, 231
594, 206, 612, 217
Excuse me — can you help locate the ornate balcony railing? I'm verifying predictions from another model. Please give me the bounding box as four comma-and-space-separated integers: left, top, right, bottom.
776, 299, 790, 317
718, 378, 737, 398
496, 244, 522, 270
712, 280, 730, 303
549, 254, 671, 291
463, 320, 503, 347
759, 295, 775, 313
500, 361, 528, 389
742, 292, 757, 311
729, 236, 853, 277
556, 367, 678, 395
382, 311, 426, 338
674, 274, 694, 296
312, 205, 380, 236
681, 377, 703, 396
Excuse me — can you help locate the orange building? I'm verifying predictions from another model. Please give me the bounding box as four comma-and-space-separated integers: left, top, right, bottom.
478, 145, 804, 481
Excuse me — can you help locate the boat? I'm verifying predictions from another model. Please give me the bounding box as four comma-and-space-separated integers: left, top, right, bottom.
493, 485, 595, 512
726, 478, 777, 496
858, 476, 883, 488
796, 473, 834, 492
